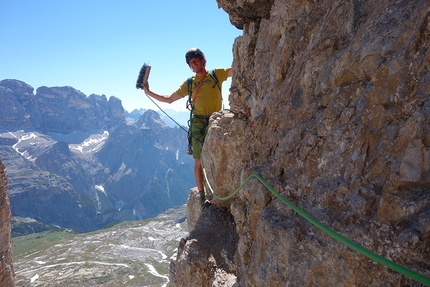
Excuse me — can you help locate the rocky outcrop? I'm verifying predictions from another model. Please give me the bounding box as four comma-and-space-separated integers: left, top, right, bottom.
0, 79, 124, 134
170, 189, 238, 287
170, 0, 430, 286
0, 159, 15, 286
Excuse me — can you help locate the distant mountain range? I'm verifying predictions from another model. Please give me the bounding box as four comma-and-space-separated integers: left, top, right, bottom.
0, 79, 194, 234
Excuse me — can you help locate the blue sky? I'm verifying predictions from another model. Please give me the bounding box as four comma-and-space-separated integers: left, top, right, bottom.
0, 0, 241, 112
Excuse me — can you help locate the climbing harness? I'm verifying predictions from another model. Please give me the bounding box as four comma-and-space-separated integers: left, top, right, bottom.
186, 69, 221, 155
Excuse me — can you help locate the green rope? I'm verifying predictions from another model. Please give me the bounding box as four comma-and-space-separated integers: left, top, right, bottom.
203, 170, 430, 286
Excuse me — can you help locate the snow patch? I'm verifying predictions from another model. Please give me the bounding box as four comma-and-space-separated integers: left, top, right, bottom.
145, 263, 169, 281
69, 131, 109, 154
34, 260, 46, 265
95, 185, 106, 195
30, 273, 39, 283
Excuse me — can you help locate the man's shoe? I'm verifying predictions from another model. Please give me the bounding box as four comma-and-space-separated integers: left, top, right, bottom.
201, 200, 211, 210
199, 190, 211, 209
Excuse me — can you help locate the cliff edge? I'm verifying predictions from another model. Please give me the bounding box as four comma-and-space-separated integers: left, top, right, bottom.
0, 159, 15, 286
169, 0, 430, 286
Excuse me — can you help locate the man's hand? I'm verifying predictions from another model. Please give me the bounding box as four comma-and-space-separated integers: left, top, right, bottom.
142, 83, 150, 93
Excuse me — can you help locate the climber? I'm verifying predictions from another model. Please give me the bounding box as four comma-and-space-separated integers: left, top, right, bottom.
142, 48, 232, 209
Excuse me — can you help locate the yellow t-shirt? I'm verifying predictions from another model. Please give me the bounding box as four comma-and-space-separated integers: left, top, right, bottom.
175, 68, 229, 116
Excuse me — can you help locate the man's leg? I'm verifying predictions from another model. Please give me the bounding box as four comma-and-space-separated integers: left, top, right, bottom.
194, 158, 204, 191
194, 158, 210, 208
191, 117, 211, 209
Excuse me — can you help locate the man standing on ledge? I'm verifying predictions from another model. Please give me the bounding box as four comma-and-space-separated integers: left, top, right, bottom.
142, 48, 232, 208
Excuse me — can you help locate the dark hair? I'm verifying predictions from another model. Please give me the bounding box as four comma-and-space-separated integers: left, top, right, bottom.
185, 48, 205, 64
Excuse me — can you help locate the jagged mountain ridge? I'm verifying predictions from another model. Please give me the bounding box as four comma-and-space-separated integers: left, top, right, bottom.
0, 79, 194, 233
0, 79, 124, 134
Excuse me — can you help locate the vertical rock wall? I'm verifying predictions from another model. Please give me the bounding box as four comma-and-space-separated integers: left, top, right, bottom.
0, 159, 15, 286
171, 0, 430, 286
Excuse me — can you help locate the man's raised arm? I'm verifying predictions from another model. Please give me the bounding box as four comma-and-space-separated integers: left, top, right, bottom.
142, 83, 182, 104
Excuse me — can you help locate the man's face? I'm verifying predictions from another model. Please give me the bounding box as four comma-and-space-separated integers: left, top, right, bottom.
188, 57, 205, 73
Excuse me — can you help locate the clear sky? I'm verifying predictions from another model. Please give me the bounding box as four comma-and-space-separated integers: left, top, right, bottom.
0, 0, 241, 112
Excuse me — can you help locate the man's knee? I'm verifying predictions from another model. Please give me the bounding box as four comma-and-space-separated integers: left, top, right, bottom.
194, 158, 202, 168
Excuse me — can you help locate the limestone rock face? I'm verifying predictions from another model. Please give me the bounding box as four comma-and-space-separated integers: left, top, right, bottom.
217, 0, 274, 29
0, 159, 15, 287
171, 0, 430, 286
170, 189, 238, 287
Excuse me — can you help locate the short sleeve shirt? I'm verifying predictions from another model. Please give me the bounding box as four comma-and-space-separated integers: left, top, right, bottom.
175, 68, 229, 116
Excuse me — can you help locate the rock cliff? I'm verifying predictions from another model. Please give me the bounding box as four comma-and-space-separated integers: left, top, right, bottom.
170, 0, 430, 286
0, 159, 15, 286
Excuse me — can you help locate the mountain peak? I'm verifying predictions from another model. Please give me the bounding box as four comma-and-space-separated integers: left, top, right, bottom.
0, 79, 34, 94
136, 110, 168, 129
